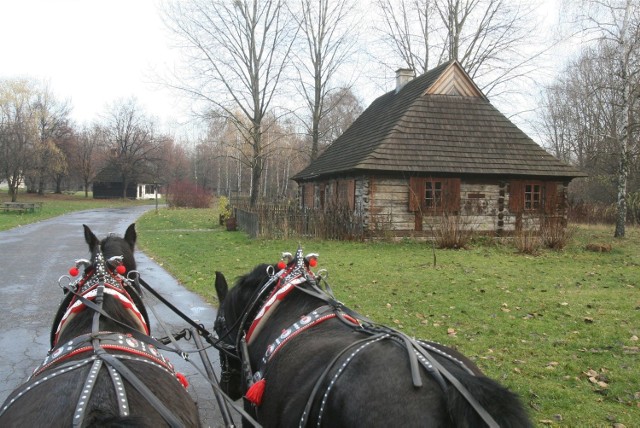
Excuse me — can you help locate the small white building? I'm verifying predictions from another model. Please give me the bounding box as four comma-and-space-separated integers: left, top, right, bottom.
137, 184, 162, 200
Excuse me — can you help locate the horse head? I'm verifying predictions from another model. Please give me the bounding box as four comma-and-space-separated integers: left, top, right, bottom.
51, 223, 149, 347
84, 223, 137, 273
214, 264, 273, 400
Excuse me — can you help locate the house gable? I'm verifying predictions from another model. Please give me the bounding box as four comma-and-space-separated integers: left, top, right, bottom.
425, 61, 484, 98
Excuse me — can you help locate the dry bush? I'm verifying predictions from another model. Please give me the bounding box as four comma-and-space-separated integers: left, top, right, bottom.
434, 214, 475, 249
514, 227, 542, 255
541, 217, 574, 250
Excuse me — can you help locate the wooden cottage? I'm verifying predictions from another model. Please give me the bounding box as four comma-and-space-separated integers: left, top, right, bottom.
291, 61, 586, 238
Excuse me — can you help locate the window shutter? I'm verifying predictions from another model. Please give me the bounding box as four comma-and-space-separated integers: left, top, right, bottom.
347, 179, 355, 211
544, 182, 558, 214
509, 180, 524, 213
408, 177, 424, 212
303, 184, 314, 209
444, 178, 461, 212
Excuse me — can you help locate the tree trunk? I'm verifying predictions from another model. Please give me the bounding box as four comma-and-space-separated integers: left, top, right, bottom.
250, 156, 262, 207
614, 0, 633, 239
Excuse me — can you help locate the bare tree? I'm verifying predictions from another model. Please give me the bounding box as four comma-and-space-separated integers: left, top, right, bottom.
0, 78, 39, 202
376, 0, 438, 73
74, 124, 106, 197
317, 86, 363, 152
27, 83, 72, 194
103, 98, 162, 198
373, 0, 544, 98
573, 0, 640, 237
291, 0, 360, 161
538, 48, 617, 173
164, 0, 296, 206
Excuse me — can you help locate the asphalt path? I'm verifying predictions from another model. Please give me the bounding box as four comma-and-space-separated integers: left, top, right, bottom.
0, 206, 234, 427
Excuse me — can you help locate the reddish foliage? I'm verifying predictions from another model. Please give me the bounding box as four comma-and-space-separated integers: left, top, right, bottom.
166, 180, 212, 208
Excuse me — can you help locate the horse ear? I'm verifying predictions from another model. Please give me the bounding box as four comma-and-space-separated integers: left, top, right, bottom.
83, 224, 99, 250
124, 223, 137, 250
215, 271, 228, 303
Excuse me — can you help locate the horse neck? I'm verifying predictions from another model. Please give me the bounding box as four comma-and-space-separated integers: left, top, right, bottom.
247, 288, 323, 362
56, 294, 141, 345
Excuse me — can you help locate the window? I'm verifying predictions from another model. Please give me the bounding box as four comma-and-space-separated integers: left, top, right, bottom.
524, 184, 541, 211
425, 181, 442, 209
409, 177, 460, 213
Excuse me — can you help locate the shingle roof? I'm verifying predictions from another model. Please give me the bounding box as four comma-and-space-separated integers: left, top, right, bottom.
292, 61, 586, 181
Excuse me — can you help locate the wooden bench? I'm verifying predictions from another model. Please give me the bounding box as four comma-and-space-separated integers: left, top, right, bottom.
1, 202, 43, 213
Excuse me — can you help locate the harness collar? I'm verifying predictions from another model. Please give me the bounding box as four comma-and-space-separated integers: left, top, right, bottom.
33, 331, 175, 379
54, 258, 149, 345
238, 248, 318, 348
250, 305, 359, 385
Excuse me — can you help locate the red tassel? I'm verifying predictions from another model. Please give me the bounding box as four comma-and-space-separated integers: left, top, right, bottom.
245, 378, 266, 406
176, 372, 189, 388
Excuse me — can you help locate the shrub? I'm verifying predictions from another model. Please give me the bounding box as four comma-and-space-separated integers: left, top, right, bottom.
217, 196, 233, 223
166, 180, 212, 208
434, 214, 475, 249
514, 227, 542, 255
541, 217, 574, 250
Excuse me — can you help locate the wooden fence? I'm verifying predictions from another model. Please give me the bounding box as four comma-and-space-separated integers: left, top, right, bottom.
233, 203, 364, 240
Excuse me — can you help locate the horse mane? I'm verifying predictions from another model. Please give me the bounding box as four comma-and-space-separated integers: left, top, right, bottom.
227, 264, 272, 319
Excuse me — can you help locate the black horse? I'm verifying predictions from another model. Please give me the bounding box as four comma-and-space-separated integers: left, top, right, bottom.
0, 224, 200, 427
214, 249, 532, 427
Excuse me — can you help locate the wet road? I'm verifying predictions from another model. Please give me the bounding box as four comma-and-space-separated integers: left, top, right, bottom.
0, 206, 231, 427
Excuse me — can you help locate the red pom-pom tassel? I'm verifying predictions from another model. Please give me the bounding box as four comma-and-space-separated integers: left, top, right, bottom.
245, 378, 266, 406
176, 372, 189, 388
116, 265, 126, 275
277, 261, 286, 270
69, 267, 79, 277
309, 258, 318, 268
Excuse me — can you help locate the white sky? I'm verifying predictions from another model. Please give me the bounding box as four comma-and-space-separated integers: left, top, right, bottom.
0, 0, 574, 140
0, 0, 184, 131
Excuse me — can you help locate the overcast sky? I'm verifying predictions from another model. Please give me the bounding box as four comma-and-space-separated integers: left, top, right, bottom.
0, 0, 185, 130
0, 0, 571, 139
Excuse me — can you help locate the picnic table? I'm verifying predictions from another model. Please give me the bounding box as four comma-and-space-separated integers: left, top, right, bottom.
0, 202, 43, 213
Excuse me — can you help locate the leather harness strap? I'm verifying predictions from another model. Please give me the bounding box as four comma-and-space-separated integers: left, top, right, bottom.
96, 349, 185, 428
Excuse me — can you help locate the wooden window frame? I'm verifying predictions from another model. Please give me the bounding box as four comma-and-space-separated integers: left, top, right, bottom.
524, 182, 542, 212
425, 180, 443, 209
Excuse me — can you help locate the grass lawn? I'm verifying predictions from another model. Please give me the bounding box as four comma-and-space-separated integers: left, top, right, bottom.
0, 191, 159, 231
135, 207, 640, 427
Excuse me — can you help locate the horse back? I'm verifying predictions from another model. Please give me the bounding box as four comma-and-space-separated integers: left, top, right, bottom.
0, 357, 200, 427
254, 320, 530, 427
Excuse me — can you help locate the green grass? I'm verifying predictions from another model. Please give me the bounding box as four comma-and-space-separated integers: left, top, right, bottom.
0, 191, 159, 231
136, 208, 640, 427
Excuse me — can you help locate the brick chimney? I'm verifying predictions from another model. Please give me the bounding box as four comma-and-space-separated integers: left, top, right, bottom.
396, 68, 414, 93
